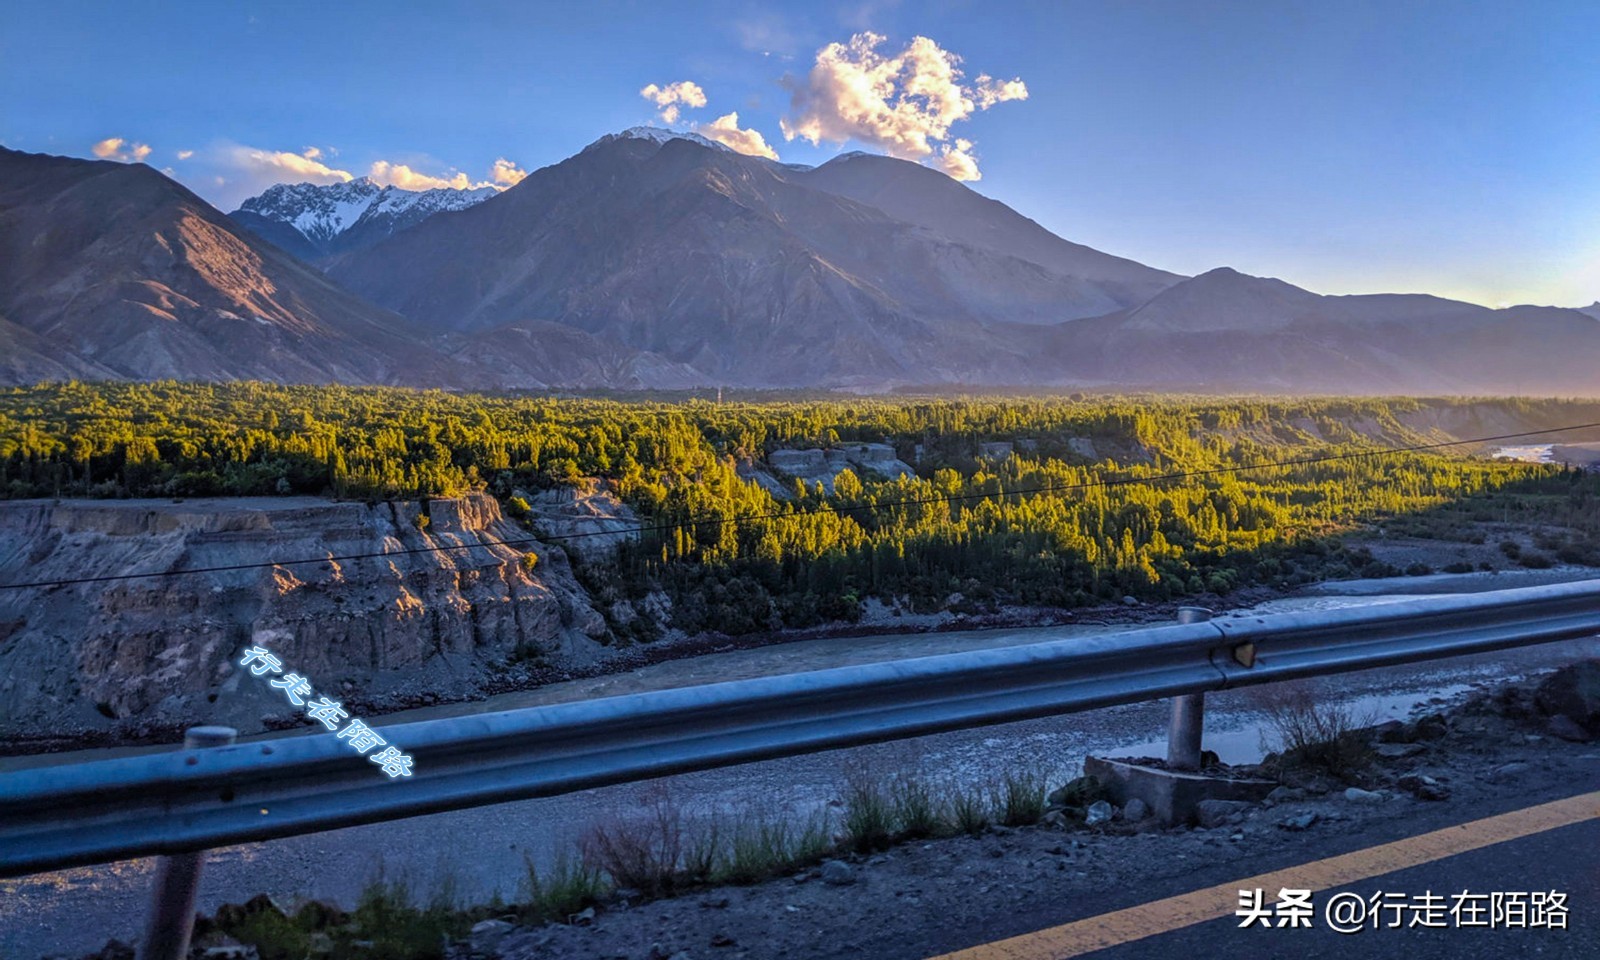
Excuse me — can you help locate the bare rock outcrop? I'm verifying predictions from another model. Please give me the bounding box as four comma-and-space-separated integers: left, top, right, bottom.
519, 480, 641, 560
0, 493, 611, 747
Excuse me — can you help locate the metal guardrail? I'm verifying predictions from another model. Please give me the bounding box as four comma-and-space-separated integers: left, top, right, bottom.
3, 578, 1599, 881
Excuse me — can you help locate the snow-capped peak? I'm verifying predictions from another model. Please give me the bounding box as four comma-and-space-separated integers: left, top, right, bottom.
233, 178, 499, 253
588, 126, 732, 153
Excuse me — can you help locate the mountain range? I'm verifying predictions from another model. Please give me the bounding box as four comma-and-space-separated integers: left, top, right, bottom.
1, 128, 1596, 394
230, 177, 497, 261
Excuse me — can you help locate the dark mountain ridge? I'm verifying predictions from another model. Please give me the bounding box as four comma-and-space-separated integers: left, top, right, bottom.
2, 134, 1597, 395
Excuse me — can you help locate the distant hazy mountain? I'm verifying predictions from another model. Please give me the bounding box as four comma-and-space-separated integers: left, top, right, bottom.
0, 148, 460, 385
327, 128, 1185, 387
1576, 302, 1600, 321
232, 177, 496, 259
1050, 267, 1600, 394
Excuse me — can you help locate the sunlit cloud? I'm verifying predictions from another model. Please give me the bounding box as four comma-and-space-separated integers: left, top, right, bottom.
91, 137, 152, 163
367, 160, 496, 191
171, 141, 524, 210
640, 80, 708, 124
779, 33, 1027, 180
697, 112, 780, 160
974, 75, 1028, 110
935, 138, 981, 182
230, 144, 355, 184
491, 157, 528, 187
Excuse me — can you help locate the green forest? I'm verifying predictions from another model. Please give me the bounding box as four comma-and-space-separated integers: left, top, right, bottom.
4, 382, 1599, 637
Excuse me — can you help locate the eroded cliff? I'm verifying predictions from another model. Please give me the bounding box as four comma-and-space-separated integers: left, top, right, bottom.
0, 493, 611, 747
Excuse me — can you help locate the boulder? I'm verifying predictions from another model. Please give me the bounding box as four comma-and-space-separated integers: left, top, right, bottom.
820, 859, 855, 886
1534, 660, 1600, 735
1485, 761, 1532, 782
1084, 800, 1115, 825
1411, 715, 1450, 741
1342, 787, 1385, 803
1372, 719, 1405, 742
1397, 773, 1449, 801
1123, 798, 1151, 821
1373, 742, 1425, 759
470, 919, 516, 954
1547, 715, 1593, 742
1047, 775, 1104, 808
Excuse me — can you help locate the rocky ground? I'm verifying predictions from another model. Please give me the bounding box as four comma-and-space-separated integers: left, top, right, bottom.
453, 661, 1600, 960
62, 659, 1596, 960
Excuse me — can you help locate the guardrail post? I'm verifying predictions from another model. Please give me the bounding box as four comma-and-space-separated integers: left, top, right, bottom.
1167, 607, 1213, 771
141, 725, 236, 960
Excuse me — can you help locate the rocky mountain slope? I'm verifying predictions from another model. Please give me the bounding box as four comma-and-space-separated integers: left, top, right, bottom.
231, 176, 497, 260
0, 494, 611, 747
796, 150, 1180, 316
326, 129, 1184, 387
0, 148, 463, 386
3, 134, 1598, 393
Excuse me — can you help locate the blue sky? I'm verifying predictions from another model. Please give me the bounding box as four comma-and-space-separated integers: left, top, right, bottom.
3, 0, 1596, 307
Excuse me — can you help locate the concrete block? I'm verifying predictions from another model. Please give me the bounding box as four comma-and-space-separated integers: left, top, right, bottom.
1084, 755, 1276, 826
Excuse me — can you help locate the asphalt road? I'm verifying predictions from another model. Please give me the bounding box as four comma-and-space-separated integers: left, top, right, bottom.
927, 787, 1599, 960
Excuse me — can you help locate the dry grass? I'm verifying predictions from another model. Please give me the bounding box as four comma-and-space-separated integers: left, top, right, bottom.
1253, 681, 1376, 779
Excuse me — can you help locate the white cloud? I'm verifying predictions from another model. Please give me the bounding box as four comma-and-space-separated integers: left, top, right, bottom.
935, 138, 980, 182
779, 33, 1027, 180
697, 112, 780, 160
640, 80, 708, 124
974, 74, 1028, 110
491, 157, 528, 187
230, 145, 355, 184
172, 141, 524, 211
91, 137, 152, 163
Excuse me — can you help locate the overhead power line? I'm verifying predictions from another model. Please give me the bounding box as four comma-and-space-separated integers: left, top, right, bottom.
2, 421, 1597, 592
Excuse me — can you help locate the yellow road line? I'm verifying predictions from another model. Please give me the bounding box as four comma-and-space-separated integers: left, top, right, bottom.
931, 789, 1600, 960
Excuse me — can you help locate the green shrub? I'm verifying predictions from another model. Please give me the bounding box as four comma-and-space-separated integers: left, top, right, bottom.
841, 777, 894, 853
521, 853, 608, 924
996, 769, 1049, 827
947, 787, 991, 836
890, 776, 942, 839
